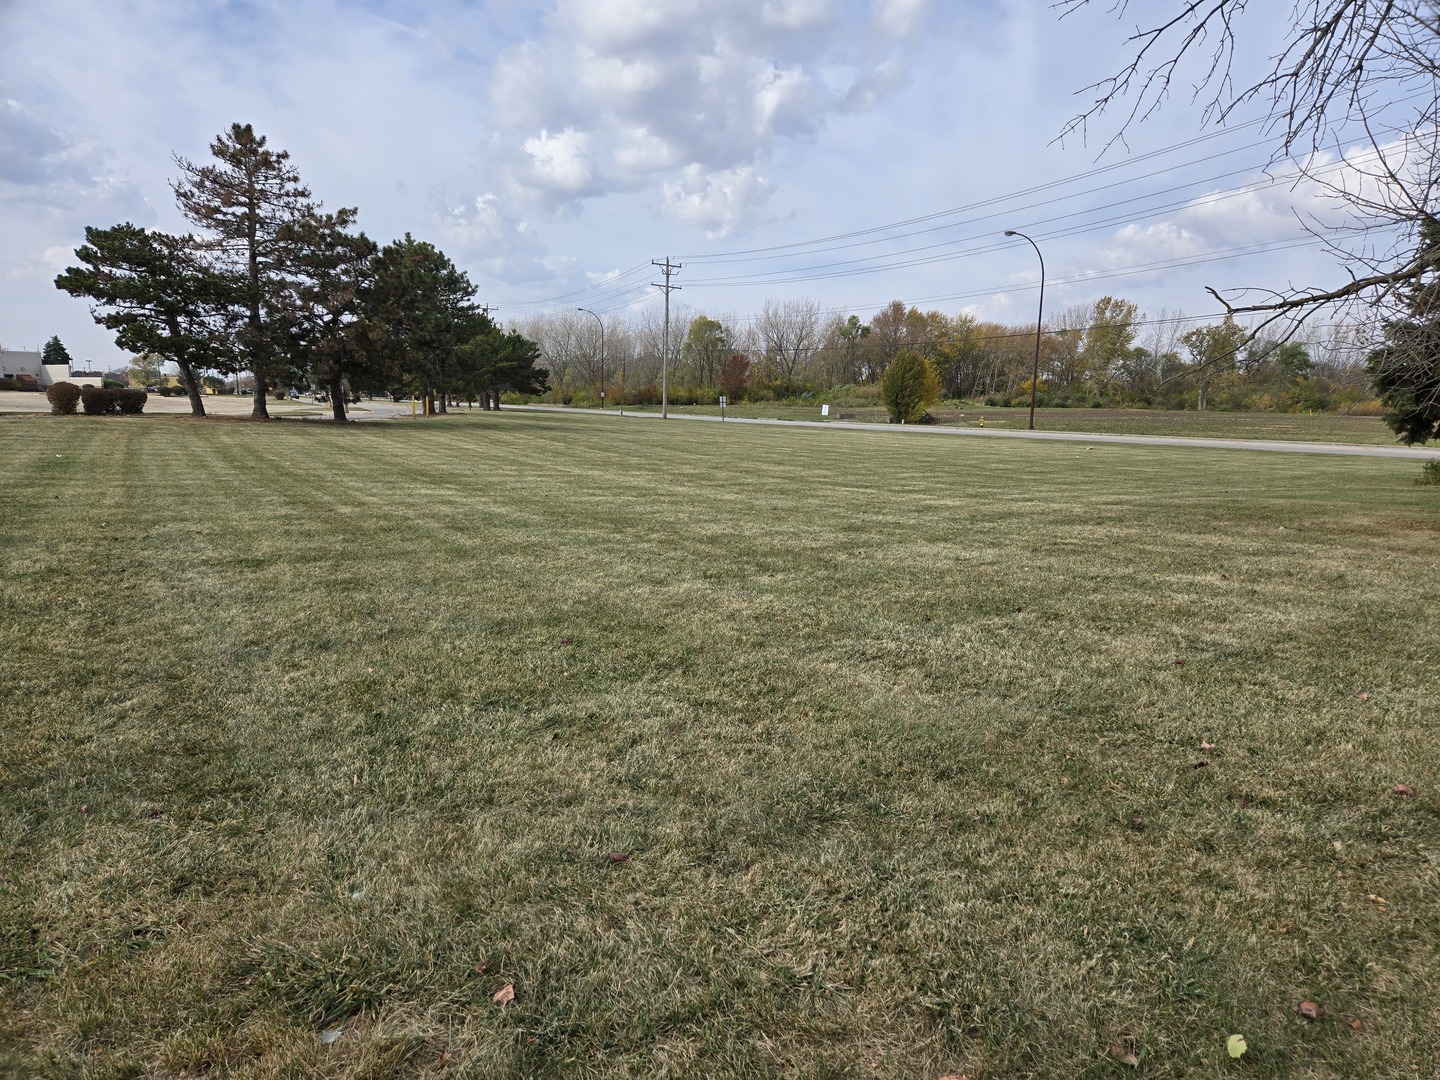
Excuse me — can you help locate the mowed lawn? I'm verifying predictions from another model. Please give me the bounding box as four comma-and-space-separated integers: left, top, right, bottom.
1, 412, 1436, 1079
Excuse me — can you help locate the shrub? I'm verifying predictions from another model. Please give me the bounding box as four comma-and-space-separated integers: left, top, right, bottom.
45, 381, 82, 415
752, 375, 815, 401
79, 387, 147, 415
0, 378, 20, 391
880, 351, 941, 424
1417, 461, 1440, 486
81, 386, 119, 415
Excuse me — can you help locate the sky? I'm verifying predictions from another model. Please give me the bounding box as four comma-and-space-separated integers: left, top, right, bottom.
0, 0, 1413, 368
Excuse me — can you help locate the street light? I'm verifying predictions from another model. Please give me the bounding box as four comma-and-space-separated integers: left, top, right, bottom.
577, 307, 605, 408
1004, 229, 1045, 431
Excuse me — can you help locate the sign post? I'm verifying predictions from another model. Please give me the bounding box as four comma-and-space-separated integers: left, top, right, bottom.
719, 395, 727, 421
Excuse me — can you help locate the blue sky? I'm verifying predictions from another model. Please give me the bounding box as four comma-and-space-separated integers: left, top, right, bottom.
1, 0, 1403, 367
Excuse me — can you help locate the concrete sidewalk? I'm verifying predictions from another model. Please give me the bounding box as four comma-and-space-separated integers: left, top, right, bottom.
505, 404, 1440, 459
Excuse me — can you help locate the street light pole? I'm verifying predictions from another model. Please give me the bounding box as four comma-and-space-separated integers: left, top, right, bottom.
1004, 229, 1046, 431
577, 307, 605, 408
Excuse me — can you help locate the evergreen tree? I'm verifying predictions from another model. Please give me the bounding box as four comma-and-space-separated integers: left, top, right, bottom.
367, 235, 478, 414
286, 212, 380, 422
41, 336, 73, 368
458, 324, 548, 409
1368, 219, 1440, 445
172, 123, 331, 419
55, 224, 231, 417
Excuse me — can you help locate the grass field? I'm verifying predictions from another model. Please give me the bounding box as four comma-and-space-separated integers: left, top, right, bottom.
625, 403, 1398, 446
2, 411, 1437, 1078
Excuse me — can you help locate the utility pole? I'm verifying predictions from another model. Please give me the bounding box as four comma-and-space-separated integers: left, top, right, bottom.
652, 257, 681, 419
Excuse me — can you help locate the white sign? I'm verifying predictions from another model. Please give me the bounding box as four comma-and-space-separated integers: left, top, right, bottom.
821, 404, 830, 416
719, 396, 728, 406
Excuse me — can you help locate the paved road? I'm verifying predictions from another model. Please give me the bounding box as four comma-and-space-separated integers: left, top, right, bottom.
499, 404, 1440, 460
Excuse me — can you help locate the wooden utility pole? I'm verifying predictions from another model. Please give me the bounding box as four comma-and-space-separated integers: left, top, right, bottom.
652, 258, 681, 419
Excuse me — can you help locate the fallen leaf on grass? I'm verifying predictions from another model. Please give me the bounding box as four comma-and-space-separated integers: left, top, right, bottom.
1348, 1018, 1364, 1032
319, 1027, 344, 1044
1356, 691, 1371, 702
1192, 760, 1209, 769
1174, 658, 1185, 667
1392, 784, 1414, 798
493, 983, 516, 1006
1199, 740, 1217, 752
1107, 1043, 1140, 1066
1237, 796, 1251, 809
1297, 1000, 1323, 1021
1128, 816, 1145, 831
1226, 1034, 1248, 1058
609, 851, 631, 863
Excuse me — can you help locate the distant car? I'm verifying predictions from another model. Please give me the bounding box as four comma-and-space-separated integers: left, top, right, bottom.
145, 386, 158, 393
288, 389, 301, 399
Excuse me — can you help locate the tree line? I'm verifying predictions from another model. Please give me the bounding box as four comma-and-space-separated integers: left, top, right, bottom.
522, 296, 1387, 417
55, 124, 547, 422
51, 123, 1436, 445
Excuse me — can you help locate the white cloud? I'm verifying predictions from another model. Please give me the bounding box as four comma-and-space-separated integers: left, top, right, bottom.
521, 128, 595, 194
870, 0, 930, 37
485, 0, 937, 229
6, 245, 75, 281
662, 164, 774, 238
1101, 221, 1211, 269
1096, 131, 1433, 273
761, 0, 833, 31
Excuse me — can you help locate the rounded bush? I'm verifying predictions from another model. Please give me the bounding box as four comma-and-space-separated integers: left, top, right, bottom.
45, 381, 82, 415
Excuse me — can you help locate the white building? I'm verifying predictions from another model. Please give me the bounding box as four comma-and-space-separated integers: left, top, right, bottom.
0, 350, 103, 388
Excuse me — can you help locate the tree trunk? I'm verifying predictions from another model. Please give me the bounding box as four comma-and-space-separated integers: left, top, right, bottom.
251, 365, 270, 419
176, 359, 206, 418
329, 373, 348, 422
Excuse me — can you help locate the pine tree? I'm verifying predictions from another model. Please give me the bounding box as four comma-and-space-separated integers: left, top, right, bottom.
172, 123, 331, 419
1368, 219, 1440, 446
458, 324, 548, 409
56, 223, 230, 417
287, 212, 380, 422
367, 235, 479, 414
41, 335, 73, 368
